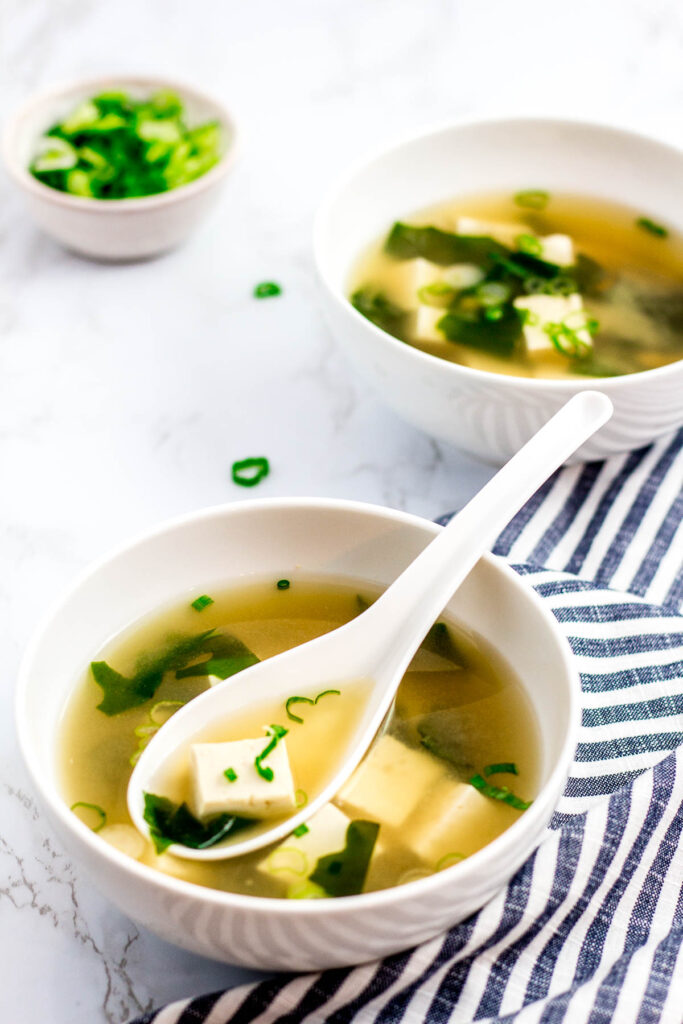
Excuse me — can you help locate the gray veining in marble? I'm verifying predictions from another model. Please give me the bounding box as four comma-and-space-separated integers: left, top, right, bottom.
2, 0, 682, 1019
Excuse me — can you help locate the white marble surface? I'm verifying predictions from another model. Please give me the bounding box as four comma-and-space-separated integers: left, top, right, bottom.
2, 1, 683, 1020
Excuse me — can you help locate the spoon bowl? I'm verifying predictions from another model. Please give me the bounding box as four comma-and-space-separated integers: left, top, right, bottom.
128, 391, 612, 860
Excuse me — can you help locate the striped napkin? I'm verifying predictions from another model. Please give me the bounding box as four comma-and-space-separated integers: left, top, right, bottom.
129, 427, 683, 1024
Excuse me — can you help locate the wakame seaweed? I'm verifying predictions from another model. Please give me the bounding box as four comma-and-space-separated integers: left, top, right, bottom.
351, 288, 406, 335
421, 621, 467, 666
385, 222, 509, 270
143, 792, 251, 853
92, 629, 259, 715
437, 303, 523, 355
309, 820, 380, 897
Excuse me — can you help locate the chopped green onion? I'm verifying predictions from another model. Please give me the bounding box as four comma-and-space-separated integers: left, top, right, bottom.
544, 313, 598, 358
254, 724, 288, 781
516, 233, 543, 256
254, 281, 282, 299
29, 90, 222, 199
476, 281, 512, 307
417, 282, 457, 307
285, 695, 314, 723
636, 216, 668, 238
231, 457, 270, 488
293, 823, 309, 838
224, 767, 238, 782
191, 594, 214, 612
484, 762, 518, 777
435, 851, 464, 870
484, 307, 504, 321
543, 275, 575, 297
266, 847, 309, 876
285, 689, 341, 724
286, 880, 328, 899
468, 773, 531, 810
70, 802, 107, 832
130, 700, 185, 765
295, 788, 308, 808
276, 579, 290, 590
514, 189, 550, 210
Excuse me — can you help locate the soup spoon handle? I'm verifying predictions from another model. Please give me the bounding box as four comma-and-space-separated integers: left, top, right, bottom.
356, 391, 612, 683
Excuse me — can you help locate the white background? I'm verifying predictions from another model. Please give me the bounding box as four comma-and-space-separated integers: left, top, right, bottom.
1, 1, 682, 1019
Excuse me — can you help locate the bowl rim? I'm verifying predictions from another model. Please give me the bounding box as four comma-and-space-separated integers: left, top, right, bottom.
2, 73, 239, 211
16, 496, 581, 916
313, 113, 683, 389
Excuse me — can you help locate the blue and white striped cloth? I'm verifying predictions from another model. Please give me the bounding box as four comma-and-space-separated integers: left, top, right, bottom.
130, 428, 683, 1024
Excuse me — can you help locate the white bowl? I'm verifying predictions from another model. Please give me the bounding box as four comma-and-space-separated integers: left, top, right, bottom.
3, 75, 237, 260
315, 117, 683, 463
16, 498, 579, 971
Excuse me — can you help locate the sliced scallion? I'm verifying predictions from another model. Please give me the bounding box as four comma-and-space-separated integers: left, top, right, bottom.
484, 762, 518, 777
292, 823, 309, 838
636, 216, 668, 238
224, 767, 238, 782
276, 579, 290, 590
254, 724, 288, 781
70, 801, 107, 832
514, 189, 550, 211
191, 594, 214, 612
231, 457, 270, 488
516, 233, 543, 256
254, 281, 282, 299
468, 773, 531, 810
295, 788, 308, 808
285, 689, 341, 724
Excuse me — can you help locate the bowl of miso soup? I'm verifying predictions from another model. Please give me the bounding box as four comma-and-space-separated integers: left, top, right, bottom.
17, 498, 579, 970
315, 118, 683, 463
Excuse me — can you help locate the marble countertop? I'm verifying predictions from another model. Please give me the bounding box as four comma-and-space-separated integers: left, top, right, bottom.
2, 1, 682, 1020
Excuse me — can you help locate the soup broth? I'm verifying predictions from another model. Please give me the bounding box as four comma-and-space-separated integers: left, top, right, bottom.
60, 578, 540, 898
349, 191, 683, 379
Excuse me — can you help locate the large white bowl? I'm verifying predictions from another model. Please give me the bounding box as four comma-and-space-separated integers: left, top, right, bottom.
3, 75, 237, 260
315, 117, 683, 463
16, 498, 579, 970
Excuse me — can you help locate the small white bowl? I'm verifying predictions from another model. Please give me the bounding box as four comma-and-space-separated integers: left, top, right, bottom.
16, 498, 579, 970
3, 75, 237, 260
315, 117, 683, 463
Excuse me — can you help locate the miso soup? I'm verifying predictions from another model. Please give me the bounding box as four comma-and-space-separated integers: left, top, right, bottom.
60, 578, 540, 899
349, 191, 683, 380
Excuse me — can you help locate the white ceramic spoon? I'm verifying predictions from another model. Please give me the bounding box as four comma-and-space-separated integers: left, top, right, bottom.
128, 391, 612, 861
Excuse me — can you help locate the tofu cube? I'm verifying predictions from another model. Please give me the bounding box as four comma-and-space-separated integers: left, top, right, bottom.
456, 216, 528, 248
410, 305, 446, 342
256, 803, 352, 886
336, 734, 443, 829
408, 776, 517, 864
190, 737, 296, 819
539, 233, 574, 267
386, 257, 443, 308
513, 293, 592, 355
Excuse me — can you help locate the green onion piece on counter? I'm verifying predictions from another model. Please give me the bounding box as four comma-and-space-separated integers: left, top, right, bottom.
277, 579, 290, 590
255, 724, 288, 781
484, 762, 519, 777
293, 823, 310, 838
514, 189, 550, 210
224, 767, 238, 782
191, 594, 214, 612
636, 217, 668, 238
254, 281, 282, 298
468, 774, 532, 810
70, 802, 107, 832
231, 457, 270, 488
